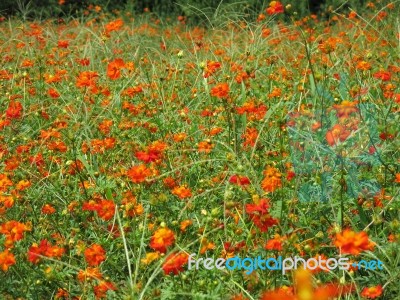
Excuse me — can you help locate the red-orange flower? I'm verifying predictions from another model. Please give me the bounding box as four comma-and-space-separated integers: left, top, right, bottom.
149, 227, 175, 253
211, 83, 229, 98
245, 198, 278, 232
261, 166, 282, 193
326, 124, 352, 146
229, 175, 250, 186
0, 249, 16, 271
105, 19, 124, 34
171, 185, 192, 199
84, 244, 106, 266
6, 101, 23, 119
107, 58, 125, 80
361, 285, 383, 299
93, 281, 117, 298
0, 220, 30, 248
76, 71, 98, 88
27, 240, 65, 264
335, 229, 374, 255
266, 1, 284, 15
373, 71, 391, 81
162, 252, 189, 275
127, 164, 152, 183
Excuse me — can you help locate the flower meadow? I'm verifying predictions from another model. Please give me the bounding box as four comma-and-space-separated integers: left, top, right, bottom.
0, 1, 400, 299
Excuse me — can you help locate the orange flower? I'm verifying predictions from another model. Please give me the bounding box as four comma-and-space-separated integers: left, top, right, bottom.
245, 198, 278, 232
210, 83, 229, 98
77, 267, 103, 282
266, 1, 284, 15
149, 227, 175, 253
180, 219, 193, 232
42, 204, 56, 214
356, 61, 371, 71
6, 101, 23, 119
198, 140, 214, 153
0, 220, 30, 248
172, 185, 192, 199
203, 61, 221, 78
326, 124, 352, 146
162, 252, 188, 275
261, 166, 282, 193
93, 281, 117, 298
82, 199, 116, 221
105, 19, 124, 34
57, 40, 69, 48
84, 244, 106, 266
76, 71, 98, 88
107, 58, 125, 80
0, 249, 16, 271
0, 174, 13, 192
361, 285, 383, 299
395, 174, 400, 183
335, 229, 374, 255
127, 164, 152, 183
333, 100, 358, 118
27, 240, 65, 263
265, 234, 285, 251
48, 88, 60, 98
141, 252, 160, 265
373, 71, 391, 81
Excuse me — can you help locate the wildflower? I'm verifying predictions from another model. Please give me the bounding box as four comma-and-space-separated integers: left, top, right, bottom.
105, 19, 124, 34
135, 141, 167, 163
127, 164, 152, 183
107, 58, 125, 80
0, 174, 13, 192
373, 71, 391, 81
93, 281, 117, 298
6, 101, 23, 119
356, 61, 371, 71
203, 61, 221, 78
229, 175, 251, 186
141, 252, 160, 265
395, 174, 400, 183
172, 185, 192, 199
84, 244, 106, 266
57, 40, 69, 48
326, 124, 352, 146
261, 166, 282, 193
265, 235, 284, 251
266, 1, 284, 15
0, 220, 30, 248
82, 199, 116, 221
77, 267, 103, 282
200, 238, 215, 254
361, 285, 383, 299
180, 219, 193, 232
28, 240, 65, 264
0, 249, 15, 271
48, 88, 60, 98
335, 229, 374, 255
245, 198, 278, 232
149, 227, 175, 253
241, 127, 258, 148
210, 83, 229, 99
332, 100, 358, 118
42, 204, 56, 214
198, 140, 214, 153
76, 71, 98, 88
162, 252, 188, 275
